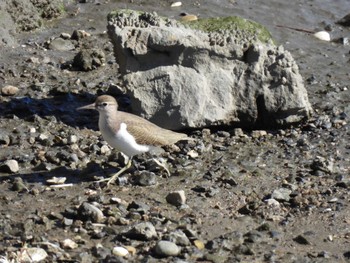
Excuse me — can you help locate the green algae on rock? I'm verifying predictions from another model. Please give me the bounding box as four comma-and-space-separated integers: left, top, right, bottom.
182, 16, 273, 44
107, 9, 273, 44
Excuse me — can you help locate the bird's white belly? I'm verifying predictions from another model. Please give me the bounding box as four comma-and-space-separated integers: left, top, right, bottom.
100, 122, 150, 157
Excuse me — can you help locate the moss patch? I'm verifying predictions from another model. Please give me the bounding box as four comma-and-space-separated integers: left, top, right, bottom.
182, 17, 273, 43
108, 10, 273, 44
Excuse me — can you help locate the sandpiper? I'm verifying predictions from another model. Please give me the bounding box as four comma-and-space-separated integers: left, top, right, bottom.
77, 95, 190, 185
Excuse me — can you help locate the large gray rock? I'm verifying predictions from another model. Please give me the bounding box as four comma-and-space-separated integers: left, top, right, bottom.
107, 10, 312, 130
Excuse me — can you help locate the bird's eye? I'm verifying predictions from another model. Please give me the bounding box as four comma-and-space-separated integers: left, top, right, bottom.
102, 102, 108, 107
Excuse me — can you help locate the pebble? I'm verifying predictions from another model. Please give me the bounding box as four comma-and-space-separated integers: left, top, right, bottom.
187, 149, 199, 158
244, 230, 264, 243
0, 132, 10, 145
293, 234, 311, 245
63, 217, 74, 226
11, 177, 28, 192
311, 156, 334, 174
193, 239, 205, 250
126, 222, 157, 240
60, 32, 71, 39
271, 188, 292, 202
100, 144, 111, 155
265, 198, 281, 207
155, 240, 180, 257
0, 159, 19, 173
77, 202, 105, 223
166, 190, 186, 206
68, 135, 78, 144
38, 133, 49, 142
337, 13, 350, 26
133, 171, 157, 186
127, 201, 150, 214
92, 246, 111, 259
167, 230, 190, 246
70, 153, 79, 163
233, 128, 245, 137
313, 31, 331, 41
251, 130, 267, 138
46, 177, 66, 185
61, 238, 78, 249
73, 48, 105, 71
112, 246, 129, 257
17, 247, 48, 262
170, 1, 182, 7
49, 37, 75, 51
71, 29, 91, 40
1, 85, 19, 96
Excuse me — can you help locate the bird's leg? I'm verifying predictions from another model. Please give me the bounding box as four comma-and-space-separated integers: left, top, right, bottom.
97, 158, 133, 186
152, 158, 171, 177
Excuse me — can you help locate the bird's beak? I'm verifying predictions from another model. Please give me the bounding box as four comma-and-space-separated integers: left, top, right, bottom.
76, 103, 96, 111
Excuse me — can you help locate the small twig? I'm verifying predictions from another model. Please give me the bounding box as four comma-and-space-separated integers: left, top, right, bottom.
91, 223, 106, 227
276, 25, 315, 34
48, 183, 74, 188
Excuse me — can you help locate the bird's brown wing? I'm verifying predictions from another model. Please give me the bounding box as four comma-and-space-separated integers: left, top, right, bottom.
119, 111, 188, 146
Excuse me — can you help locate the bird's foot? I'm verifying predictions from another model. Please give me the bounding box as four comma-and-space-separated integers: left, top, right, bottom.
152, 158, 171, 178
96, 159, 132, 187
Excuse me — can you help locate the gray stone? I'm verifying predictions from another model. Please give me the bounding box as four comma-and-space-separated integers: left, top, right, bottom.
63, 217, 74, 226
77, 202, 105, 223
126, 222, 157, 241
310, 156, 334, 174
127, 201, 150, 214
49, 37, 75, 51
133, 170, 157, 186
0, 159, 19, 173
0, 131, 10, 145
73, 48, 105, 71
155, 240, 180, 257
167, 230, 191, 246
271, 188, 292, 202
107, 10, 312, 130
68, 135, 78, 144
166, 190, 186, 206
337, 13, 350, 27
293, 234, 311, 245
17, 247, 48, 262
1, 85, 19, 96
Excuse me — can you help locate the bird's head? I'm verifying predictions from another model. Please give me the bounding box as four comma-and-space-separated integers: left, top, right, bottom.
77, 95, 118, 114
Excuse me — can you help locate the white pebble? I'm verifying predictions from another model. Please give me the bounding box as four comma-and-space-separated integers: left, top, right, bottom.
187, 149, 198, 158
313, 31, 331, 41
112, 246, 129, 257
46, 177, 67, 185
100, 144, 111, 154
68, 135, 78, 144
265, 198, 281, 207
170, 1, 182, 7
3, 160, 19, 173
18, 247, 48, 262
1, 85, 19, 96
61, 238, 78, 249
38, 133, 49, 140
